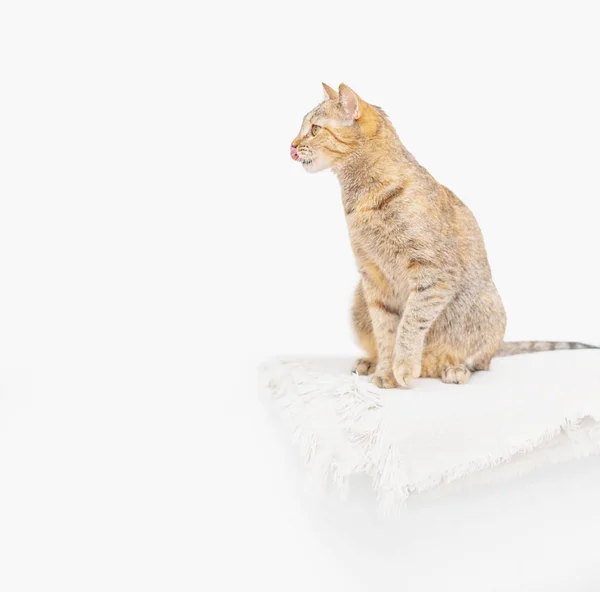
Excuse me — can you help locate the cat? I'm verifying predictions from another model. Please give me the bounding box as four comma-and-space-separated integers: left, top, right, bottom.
290, 83, 597, 388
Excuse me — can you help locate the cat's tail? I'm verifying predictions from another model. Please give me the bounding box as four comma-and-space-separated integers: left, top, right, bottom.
496, 341, 599, 357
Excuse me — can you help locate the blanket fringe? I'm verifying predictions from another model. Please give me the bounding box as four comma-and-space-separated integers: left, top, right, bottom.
260, 357, 600, 518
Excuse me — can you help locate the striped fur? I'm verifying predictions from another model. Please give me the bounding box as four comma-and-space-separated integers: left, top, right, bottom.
497, 341, 598, 357
292, 84, 597, 388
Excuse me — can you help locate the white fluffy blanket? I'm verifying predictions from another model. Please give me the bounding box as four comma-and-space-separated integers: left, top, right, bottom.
259, 351, 600, 516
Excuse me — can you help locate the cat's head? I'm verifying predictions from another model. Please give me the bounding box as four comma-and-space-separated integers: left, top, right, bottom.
290, 83, 378, 173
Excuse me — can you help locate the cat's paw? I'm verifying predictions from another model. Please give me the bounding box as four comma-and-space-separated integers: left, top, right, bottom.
370, 372, 398, 389
393, 358, 421, 388
353, 357, 376, 376
441, 364, 472, 384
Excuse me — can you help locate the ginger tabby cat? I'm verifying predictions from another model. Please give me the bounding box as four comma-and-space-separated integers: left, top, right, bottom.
291, 83, 596, 388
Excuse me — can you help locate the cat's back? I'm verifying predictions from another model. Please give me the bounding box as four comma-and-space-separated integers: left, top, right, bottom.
440, 185, 494, 277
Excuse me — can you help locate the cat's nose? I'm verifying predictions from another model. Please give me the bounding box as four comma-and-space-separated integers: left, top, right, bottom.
290, 145, 299, 161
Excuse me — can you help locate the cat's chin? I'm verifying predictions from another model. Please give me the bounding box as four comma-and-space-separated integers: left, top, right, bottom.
302, 159, 327, 174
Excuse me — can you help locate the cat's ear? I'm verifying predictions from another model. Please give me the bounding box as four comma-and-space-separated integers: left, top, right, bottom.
322, 82, 338, 101
338, 83, 361, 120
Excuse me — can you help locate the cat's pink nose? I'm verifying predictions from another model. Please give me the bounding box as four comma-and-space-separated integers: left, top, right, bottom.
290, 145, 299, 161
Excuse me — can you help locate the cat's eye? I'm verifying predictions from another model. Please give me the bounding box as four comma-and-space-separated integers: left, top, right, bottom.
311, 124, 321, 136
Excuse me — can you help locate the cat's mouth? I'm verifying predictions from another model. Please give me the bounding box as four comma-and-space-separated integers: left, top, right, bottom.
301, 159, 313, 165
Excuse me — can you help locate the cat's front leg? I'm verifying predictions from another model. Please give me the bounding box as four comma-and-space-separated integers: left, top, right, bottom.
361, 281, 402, 389
393, 275, 454, 387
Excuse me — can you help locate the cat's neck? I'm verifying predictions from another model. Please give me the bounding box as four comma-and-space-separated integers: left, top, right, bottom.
334, 137, 422, 207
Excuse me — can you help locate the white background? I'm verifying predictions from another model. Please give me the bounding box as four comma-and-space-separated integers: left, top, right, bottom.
1, 1, 599, 590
